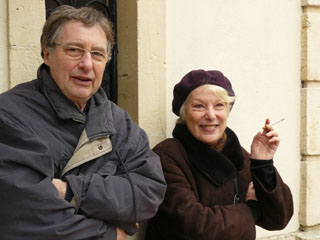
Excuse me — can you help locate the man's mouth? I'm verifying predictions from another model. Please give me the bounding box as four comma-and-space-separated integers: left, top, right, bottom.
72, 76, 94, 85
74, 76, 92, 82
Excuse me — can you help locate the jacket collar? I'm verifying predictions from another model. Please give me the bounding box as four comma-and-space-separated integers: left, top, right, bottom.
172, 123, 244, 186
36, 64, 116, 139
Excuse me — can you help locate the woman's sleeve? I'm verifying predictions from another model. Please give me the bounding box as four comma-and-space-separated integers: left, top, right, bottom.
251, 159, 276, 191
153, 141, 256, 240
252, 165, 294, 230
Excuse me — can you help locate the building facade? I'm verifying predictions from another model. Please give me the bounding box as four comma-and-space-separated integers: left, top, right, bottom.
1, 0, 320, 239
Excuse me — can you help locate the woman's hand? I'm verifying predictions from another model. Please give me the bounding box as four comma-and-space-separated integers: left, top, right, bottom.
246, 181, 257, 201
250, 118, 280, 160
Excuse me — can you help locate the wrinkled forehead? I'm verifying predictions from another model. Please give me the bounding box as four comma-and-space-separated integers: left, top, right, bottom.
57, 20, 108, 47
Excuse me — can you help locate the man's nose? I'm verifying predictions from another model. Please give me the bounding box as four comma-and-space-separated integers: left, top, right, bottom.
78, 52, 93, 71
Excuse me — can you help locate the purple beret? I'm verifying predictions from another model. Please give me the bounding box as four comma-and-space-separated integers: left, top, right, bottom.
172, 69, 235, 116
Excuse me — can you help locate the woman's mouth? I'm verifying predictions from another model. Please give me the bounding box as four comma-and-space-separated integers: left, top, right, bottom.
200, 124, 218, 131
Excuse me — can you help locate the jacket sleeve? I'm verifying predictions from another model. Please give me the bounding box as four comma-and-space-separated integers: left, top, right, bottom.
151, 141, 256, 240
0, 118, 116, 240
252, 167, 294, 230
65, 110, 167, 235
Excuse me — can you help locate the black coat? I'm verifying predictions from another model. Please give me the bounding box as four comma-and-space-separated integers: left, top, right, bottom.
0, 64, 166, 239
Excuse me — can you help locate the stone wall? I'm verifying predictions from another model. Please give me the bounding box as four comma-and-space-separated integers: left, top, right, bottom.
7, 0, 45, 88
299, 0, 320, 238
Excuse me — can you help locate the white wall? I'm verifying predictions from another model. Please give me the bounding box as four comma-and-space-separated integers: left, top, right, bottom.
0, 0, 8, 93
166, 0, 301, 237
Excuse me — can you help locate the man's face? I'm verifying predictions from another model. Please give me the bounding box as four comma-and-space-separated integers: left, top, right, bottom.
43, 20, 108, 111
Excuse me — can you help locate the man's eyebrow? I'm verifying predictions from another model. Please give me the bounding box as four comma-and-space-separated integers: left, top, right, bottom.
64, 42, 107, 52
92, 46, 107, 52
64, 42, 83, 47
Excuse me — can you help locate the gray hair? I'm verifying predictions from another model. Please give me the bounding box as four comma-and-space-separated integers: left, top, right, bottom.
41, 5, 114, 60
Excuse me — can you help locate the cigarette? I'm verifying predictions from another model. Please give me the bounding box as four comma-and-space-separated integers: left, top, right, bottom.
262, 118, 285, 130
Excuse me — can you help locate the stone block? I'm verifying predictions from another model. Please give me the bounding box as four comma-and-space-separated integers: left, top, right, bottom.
137, 0, 166, 147
7, 0, 45, 88
300, 160, 320, 226
8, 0, 45, 46
302, 9, 320, 81
302, 0, 320, 6
295, 230, 320, 240
257, 233, 296, 240
301, 88, 320, 155
0, 1, 8, 93
9, 47, 42, 87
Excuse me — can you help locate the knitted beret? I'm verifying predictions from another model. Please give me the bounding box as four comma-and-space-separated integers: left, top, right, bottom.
172, 69, 235, 116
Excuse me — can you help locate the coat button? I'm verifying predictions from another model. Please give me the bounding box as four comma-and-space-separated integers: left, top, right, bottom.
98, 145, 103, 150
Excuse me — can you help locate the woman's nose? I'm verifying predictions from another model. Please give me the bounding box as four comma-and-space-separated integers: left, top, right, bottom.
205, 108, 216, 120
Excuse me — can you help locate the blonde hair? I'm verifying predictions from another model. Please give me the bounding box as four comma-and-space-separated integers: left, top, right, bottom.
177, 84, 236, 124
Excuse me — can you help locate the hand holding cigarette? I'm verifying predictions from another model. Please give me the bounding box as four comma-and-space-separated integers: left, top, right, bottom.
251, 118, 281, 160
262, 118, 285, 131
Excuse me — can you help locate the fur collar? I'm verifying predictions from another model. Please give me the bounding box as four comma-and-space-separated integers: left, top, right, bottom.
172, 124, 244, 186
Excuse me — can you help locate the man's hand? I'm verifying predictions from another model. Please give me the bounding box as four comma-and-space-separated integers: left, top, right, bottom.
52, 178, 67, 199
116, 227, 127, 240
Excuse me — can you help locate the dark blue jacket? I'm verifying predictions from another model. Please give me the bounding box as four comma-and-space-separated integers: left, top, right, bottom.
0, 64, 166, 240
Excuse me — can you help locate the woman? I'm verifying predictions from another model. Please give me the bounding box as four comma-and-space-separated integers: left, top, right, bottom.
146, 69, 293, 240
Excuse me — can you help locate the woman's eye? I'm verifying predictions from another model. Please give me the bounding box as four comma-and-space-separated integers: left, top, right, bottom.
194, 104, 203, 109
216, 103, 226, 109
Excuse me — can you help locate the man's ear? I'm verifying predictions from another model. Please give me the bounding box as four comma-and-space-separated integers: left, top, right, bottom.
43, 48, 51, 66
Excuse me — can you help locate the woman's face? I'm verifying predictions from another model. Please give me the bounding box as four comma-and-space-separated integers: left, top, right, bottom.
184, 85, 229, 146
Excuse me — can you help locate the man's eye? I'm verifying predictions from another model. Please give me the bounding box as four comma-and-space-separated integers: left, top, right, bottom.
91, 51, 103, 56
91, 51, 106, 60
65, 47, 82, 55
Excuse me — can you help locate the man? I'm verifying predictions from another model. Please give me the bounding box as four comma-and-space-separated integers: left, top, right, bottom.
0, 5, 166, 240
